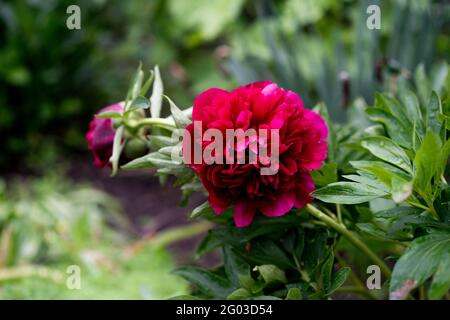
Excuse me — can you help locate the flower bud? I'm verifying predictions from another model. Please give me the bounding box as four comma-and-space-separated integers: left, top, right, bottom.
86, 103, 124, 168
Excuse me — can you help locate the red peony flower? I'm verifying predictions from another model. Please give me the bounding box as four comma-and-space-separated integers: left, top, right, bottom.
182, 81, 328, 227
86, 103, 124, 168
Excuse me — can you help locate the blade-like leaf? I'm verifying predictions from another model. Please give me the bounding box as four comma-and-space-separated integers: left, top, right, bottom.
361, 136, 412, 173
173, 266, 234, 298
150, 65, 164, 118
312, 182, 388, 204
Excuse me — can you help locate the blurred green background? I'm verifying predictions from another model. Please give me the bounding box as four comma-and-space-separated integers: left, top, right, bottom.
0, 0, 448, 299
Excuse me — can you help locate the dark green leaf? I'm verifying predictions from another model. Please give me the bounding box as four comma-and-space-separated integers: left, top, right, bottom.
327, 267, 351, 294
196, 231, 222, 257
224, 246, 250, 287
320, 252, 334, 292
311, 162, 338, 187
285, 288, 302, 300
366, 107, 411, 148
426, 92, 442, 135
173, 266, 234, 298
227, 288, 251, 300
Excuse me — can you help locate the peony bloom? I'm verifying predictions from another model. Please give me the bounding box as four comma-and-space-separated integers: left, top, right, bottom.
182, 81, 328, 227
86, 102, 124, 168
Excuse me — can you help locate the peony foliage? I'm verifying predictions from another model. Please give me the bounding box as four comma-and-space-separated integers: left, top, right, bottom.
86, 63, 450, 300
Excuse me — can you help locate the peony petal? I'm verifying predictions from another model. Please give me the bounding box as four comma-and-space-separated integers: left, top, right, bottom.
235, 110, 252, 130
193, 88, 229, 121
234, 201, 256, 227
294, 171, 315, 208
259, 192, 295, 217
302, 108, 329, 140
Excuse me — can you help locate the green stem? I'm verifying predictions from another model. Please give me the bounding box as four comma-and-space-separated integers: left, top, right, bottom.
407, 201, 430, 212
306, 204, 392, 278
132, 118, 176, 130
336, 204, 343, 224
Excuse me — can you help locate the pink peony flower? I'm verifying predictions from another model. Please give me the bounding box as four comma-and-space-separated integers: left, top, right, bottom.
86, 103, 124, 168
182, 81, 328, 227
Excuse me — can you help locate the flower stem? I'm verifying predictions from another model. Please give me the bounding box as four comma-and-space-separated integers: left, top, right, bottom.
132, 118, 176, 130
306, 204, 392, 278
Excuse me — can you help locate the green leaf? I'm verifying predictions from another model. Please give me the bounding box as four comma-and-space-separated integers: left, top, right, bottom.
311, 162, 337, 187
398, 89, 423, 135
196, 231, 223, 257
312, 182, 388, 204
165, 95, 191, 129
169, 295, 200, 300
224, 246, 250, 287
148, 135, 176, 149
314, 102, 336, 162
414, 63, 431, 106
390, 231, 450, 300
173, 266, 234, 298
131, 66, 144, 100
327, 267, 351, 295
303, 229, 329, 274
390, 176, 413, 203
244, 239, 296, 270
227, 288, 251, 300
190, 201, 215, 219
121, 152, 180, 170
431, 61, 449, 93
341, 173, 388, 192
426, 92, 442, 135
139, 70, 154, 96
150, 65, 163, 118
285, 287, 302, 300
375, 93, 411, 129
320, 252, 334, 292
110, 126, 124, 176
253, 265, 287, 284
414, 130, 442, 194
351, 161, 412, 181
361, 136, 412, 173
428, 254, 450, 300
366, 107, 411, 148
128, 96, 150, 111
244, 295, 282, 300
